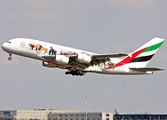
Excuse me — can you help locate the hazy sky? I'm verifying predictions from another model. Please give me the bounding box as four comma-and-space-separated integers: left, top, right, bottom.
0, 0, 167, 114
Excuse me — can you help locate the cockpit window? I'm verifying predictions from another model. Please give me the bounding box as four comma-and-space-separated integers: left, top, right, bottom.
7, 41, 11, 44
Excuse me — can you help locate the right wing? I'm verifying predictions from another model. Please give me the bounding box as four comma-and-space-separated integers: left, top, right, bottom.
40, 53, 128, 69
92, 53, 128, 63
69, 53, 128, 69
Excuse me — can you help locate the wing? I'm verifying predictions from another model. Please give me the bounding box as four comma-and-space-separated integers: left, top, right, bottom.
89, 53, 128, 65
40, 53, 128, 70
70, 53, 128, 69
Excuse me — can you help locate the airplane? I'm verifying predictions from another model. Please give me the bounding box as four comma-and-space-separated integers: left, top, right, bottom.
1, 37, 165, 76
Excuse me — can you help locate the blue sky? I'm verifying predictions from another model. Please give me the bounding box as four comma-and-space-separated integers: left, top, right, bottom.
0, 0, 167, 114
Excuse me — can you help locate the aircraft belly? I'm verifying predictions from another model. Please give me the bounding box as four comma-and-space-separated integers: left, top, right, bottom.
101, 66, 130, 74
84, 65, 102, 72
21, 51, 37, 59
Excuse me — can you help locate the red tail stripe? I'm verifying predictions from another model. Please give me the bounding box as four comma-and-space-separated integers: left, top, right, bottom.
116, 47, 148, 67
105, 47, 147, 69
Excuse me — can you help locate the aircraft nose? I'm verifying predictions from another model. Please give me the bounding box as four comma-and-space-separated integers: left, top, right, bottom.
1, 43, 6, 50
1, 42, 9, 51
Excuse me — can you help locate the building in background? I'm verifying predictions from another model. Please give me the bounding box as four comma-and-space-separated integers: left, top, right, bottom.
3, 109, 167, 120
16, 109, 86, 120
114, 114, 167, 120
0, 110, 113, 120
0, 110, 16, 120
48, 112, 113, 120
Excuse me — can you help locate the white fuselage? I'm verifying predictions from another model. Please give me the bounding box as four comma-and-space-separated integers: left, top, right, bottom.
1, 38, 151, 75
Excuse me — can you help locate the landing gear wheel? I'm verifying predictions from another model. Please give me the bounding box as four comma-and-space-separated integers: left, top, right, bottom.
8, 57, 12, 60
65, 72, 68, 75
8, 53, 12, 61
65, 70, 86, 76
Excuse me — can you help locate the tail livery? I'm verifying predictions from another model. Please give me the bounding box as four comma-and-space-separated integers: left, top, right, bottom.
116, 37, 165, 70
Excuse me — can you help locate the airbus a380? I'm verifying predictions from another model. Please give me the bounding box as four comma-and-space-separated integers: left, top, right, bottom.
1, 37, 165, 76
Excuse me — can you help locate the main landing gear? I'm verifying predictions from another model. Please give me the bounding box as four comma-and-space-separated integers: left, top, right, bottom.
8, 53, 12, 60
65, 69, 85, 76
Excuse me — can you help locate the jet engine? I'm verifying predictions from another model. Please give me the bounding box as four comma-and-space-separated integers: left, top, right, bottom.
77, 54, 92, 64
55, 55, 69, 64
42, 61, 56, 68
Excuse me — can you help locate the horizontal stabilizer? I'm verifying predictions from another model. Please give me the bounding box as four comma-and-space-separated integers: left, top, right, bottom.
130, 68, 164, 72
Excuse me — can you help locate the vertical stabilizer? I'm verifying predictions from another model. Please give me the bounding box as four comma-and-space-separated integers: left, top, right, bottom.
115, 37, 165, 68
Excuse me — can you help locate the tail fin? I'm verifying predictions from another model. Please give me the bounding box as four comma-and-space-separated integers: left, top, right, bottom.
116, 37, 165, 68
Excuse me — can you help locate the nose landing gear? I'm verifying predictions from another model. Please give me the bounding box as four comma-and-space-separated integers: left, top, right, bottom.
8, 53, 12, 60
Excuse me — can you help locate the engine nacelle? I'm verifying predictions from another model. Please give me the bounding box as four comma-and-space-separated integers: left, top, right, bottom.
77, 54, 92, 64
42, 61, 56, 68
55, 55, 69, 64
